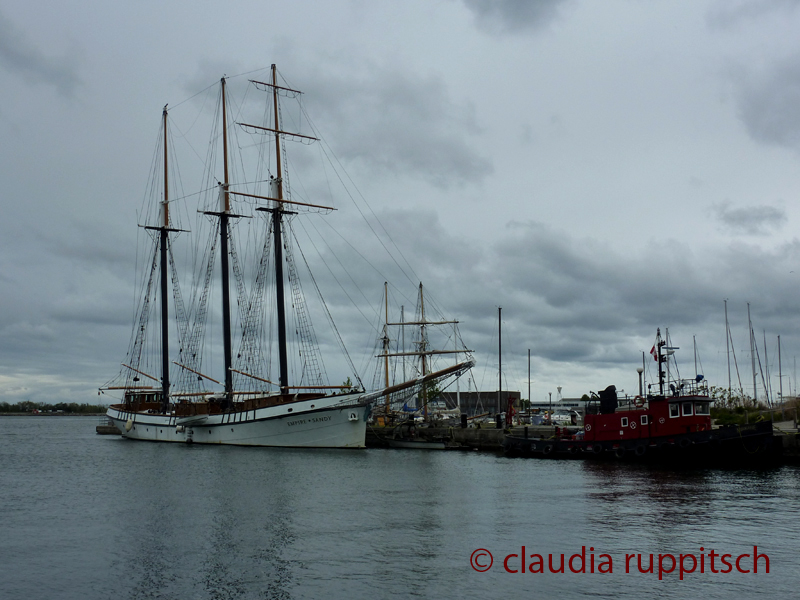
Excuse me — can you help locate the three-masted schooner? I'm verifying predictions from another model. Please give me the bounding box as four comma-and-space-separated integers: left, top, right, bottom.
102, 65, 472, 447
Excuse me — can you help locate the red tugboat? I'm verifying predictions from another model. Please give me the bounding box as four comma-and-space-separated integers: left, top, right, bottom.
503, 329, 779, 463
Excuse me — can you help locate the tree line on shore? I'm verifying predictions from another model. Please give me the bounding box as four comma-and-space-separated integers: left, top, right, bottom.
0, 401, 107, 414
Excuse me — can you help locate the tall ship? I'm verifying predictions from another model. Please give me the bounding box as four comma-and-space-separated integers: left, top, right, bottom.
101, 66, 472, 447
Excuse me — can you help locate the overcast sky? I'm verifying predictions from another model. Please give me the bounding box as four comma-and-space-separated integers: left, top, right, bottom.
3, 0, 800, 406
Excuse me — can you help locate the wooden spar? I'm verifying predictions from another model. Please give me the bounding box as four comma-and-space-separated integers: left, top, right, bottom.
379, 349, 472, 357
122, 363, 160, 382
230, 190, 335, 211
237, 122, 317, 142
221, 78, 230, 212
360, 358, 475, 404
172, 361, 221, 385
285, 385, 353, 390
102, 386, 155, 390
387, 320, 458, 326
228, 368, 277, 386
163, 106, 169, 218
467, 412, 490, 421
248, 79, 303, 95
227, 371, 351, 390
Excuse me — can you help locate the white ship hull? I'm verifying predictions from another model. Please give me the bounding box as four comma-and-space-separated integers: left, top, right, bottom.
107, 394, 369, 448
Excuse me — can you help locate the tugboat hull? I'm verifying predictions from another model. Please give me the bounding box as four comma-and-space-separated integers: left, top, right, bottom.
503, 420, 780, 465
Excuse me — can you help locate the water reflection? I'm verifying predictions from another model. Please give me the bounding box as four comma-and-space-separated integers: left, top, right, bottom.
579, 461, 795, 560
4, 418, 800, 600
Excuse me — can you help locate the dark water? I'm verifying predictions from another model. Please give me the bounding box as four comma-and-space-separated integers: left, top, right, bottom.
1, 417, 798, 599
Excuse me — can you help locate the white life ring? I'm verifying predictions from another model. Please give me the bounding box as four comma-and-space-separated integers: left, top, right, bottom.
630, 421, 637, 430
658, 417, 665, 425
634, 396, 645, 408
585, 424, 592, 432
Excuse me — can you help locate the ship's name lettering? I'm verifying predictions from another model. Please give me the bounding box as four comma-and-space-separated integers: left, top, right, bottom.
287, 415, 331, 427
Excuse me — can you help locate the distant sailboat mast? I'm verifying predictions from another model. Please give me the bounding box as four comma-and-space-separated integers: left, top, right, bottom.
498, 306, 502, 417
725, 299, 731, 401
383, 282, 391, 412
748, 302, 756, 403
778, 335, 783, 406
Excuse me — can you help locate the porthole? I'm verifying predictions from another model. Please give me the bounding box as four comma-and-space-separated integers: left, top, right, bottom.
288, 408, 293, 412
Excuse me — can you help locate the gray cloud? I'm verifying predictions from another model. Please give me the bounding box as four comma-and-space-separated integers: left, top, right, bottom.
409, 219, 800, 389
707, 0, 800, 29
712, 201, 787, 235
729, 54, 800, 150
301, 63, 493, 189
460, 0, 571, 34
0, 10, 81, 96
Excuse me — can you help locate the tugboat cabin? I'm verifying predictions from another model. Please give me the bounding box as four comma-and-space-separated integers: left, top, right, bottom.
583, 381, 711, 447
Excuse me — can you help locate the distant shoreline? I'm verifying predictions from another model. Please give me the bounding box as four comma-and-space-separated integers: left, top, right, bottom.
0, 413, 107, 417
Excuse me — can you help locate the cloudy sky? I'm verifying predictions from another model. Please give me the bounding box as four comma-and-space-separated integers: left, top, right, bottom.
2, 0, 800, 406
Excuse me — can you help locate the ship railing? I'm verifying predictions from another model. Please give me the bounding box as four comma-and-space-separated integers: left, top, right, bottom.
665, 377, 709, 398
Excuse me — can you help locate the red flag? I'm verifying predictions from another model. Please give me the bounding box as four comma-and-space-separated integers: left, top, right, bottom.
650, 345, 657, 361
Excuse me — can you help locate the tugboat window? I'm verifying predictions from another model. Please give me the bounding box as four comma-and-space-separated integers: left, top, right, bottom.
621, 417, 629, 427
695, 402, 710, 415
670, 404, 680, 418
641, 415, 648, 425
682, 402, 693, 416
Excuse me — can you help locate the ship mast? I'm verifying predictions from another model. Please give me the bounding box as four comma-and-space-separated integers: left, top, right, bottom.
380, 283, 472, 422
159, 106, 170, 411
236, 65, 329, 396
220, 77, 234, 402
271, 64, 290, 395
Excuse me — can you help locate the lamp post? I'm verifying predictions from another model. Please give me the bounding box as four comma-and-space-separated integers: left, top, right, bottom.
637, 367, 644, 396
